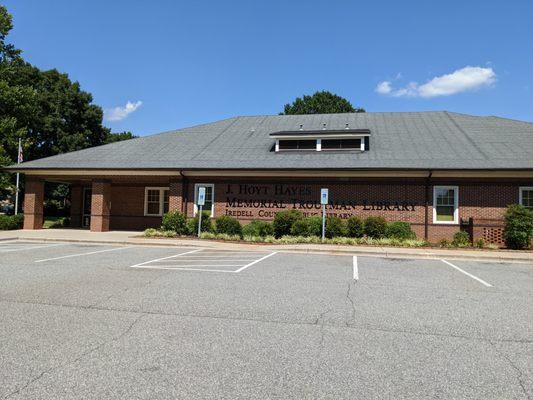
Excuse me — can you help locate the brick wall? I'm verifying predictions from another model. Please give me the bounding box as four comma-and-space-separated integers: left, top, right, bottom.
90, 180, 111, 232
23, 178, 44, 229
59, 176, 530, 243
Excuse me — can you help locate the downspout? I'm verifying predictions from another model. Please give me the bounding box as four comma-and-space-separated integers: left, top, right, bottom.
180, 170, 189, 215
424, 171, 433, 241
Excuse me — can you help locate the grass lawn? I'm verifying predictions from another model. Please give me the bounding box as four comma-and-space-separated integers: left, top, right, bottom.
43, 216, 67, 229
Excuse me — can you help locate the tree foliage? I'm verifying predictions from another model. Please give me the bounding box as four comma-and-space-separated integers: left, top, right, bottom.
0, 5, 133, 198
104, 131, 137, 144
281, 91, 365, 115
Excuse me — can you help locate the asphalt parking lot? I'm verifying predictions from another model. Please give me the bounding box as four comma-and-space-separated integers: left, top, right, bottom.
0, 240, 532, 399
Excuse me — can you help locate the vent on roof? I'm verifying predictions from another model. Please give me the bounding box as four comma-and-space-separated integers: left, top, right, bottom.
272, 129, 370, 153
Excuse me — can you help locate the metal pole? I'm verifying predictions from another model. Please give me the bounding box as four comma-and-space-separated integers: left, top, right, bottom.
14, 138, 21, 215
197, 205, 203, 237
321, 203, 326, 241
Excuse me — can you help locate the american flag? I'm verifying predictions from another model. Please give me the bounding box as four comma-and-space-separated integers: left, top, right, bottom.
17, 140, 23, 164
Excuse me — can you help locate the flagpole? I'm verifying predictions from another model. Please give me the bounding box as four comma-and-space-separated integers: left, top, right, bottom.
14, 138, 21, 215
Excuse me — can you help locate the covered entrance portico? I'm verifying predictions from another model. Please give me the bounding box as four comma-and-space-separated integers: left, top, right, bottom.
21, 173, 184, 232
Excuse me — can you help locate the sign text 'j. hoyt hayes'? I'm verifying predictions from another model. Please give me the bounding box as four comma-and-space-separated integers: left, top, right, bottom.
224, 184, 417, 219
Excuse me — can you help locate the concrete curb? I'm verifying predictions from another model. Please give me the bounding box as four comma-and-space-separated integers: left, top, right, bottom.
7, 235, 533, 264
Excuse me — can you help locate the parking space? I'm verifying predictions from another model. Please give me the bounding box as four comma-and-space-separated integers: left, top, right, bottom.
0, 240, 67, 253
0, 240, 532, 399
129, 249, 278, 272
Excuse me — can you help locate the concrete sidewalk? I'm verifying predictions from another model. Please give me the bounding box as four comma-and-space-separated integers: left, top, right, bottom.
1, 228, 532, 263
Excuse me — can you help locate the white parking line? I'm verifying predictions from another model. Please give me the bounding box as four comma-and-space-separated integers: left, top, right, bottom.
353, 256, 359, 281
134, 265, 239, 273
35, 246, 132, 263
151, 258, 256, 262
129, 250, 277, 273
129, 249, 202, 268
0, 243, 66, 253
234, 252, 278, 273
441, 259, 492, 287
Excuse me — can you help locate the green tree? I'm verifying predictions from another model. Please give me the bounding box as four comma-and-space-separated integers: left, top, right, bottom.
0, 5, 133, 206
104, 131, 137, 144
281, 91, 365, 115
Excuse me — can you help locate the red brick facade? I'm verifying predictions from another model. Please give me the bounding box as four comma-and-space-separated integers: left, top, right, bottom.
23, 178, 44, 229
89, 180, 111, 232
53, 175, 531, 245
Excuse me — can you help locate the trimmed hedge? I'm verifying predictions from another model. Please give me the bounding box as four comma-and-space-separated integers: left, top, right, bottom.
291, 216, 322, 237
273, 209, 304, 238
364, 216, 387, 238
385, 221, 415, 240
161, 211, 188, 235
504, 204, 533, 249
0, 214, 24, 230
325, 216, 346, 238
242, 220, 274, 237
186, 211, 212, 234
215, 215, 242, 236
346, 216, 364, 238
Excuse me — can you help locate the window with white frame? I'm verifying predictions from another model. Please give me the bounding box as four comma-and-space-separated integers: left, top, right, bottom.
520, 187, 533, 210
144, 187, 170, 216
433, 186, 459, 224
194, 184, 214, 216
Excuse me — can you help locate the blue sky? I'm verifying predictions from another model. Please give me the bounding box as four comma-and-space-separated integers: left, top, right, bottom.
4, 0, 532, 136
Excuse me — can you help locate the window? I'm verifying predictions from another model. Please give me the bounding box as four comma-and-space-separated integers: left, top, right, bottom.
194, 184, 215, 216
278, 139, 316, 151
321, 138, 361, 150
433, 186, 459, 224
520, 187, 533, 209
144, 187, 170, 216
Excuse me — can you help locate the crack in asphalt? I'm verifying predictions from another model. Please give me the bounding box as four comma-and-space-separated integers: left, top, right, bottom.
345, 281, 356, 327
2, 314, 144, 400
489, 341, 532, 400
1, 297, 531, 346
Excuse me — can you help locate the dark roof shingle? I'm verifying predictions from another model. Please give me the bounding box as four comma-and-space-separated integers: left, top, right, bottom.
9, 111, 533, 171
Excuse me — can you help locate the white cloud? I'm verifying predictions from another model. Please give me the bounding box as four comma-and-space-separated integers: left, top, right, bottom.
375, 66, 496, 98
105, 100, 143, 122
375, 81, 392, 94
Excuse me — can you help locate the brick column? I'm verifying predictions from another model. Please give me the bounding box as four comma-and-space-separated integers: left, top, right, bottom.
70, 185, 82, 228
23, 178, 44, 230
169, 179, 183, 212
90, 180, 111, 232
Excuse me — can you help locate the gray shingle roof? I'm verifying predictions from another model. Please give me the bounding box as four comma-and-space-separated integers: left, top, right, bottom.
9, 111, 533, 171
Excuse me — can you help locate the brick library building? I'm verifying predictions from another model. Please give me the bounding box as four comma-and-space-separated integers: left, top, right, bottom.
7, 111, 533, 245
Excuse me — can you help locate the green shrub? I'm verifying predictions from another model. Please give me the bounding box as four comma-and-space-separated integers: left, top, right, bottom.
186, 211, 212, 235
215, 215, 242, 236
290, 216, 322, 237
162, 211, 188, 234
200, 232, 241, 241
0, 214, 24, 230
273, 209, 303, 238
242, 220, 274, 237
385, 221, 416, 240
504, 204, 533, 250
475, 238, 485, 248
452, 231, 471, 247
325, 216, 346, 238
364, 216, 387, 238
143, 228, 160, 237
346, 216, 364, 238
438, 238, 450, 248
